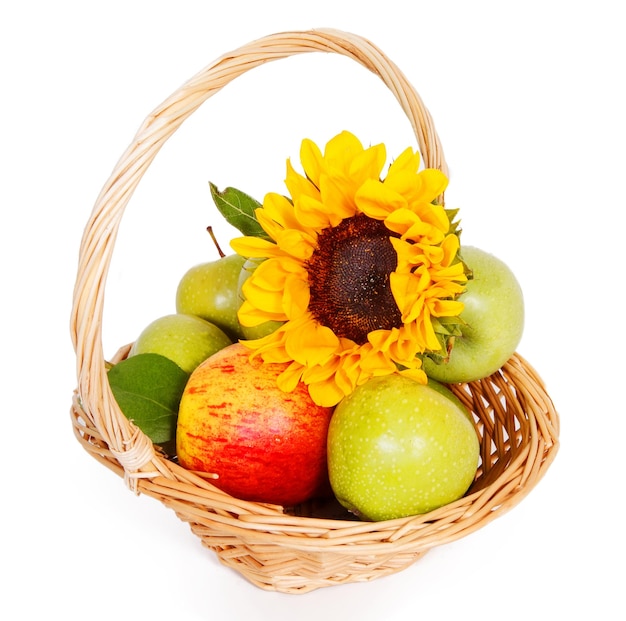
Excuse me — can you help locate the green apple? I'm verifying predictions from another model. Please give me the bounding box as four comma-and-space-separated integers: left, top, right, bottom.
423, 245, 524, 384
129, 313, 232, 374
427, 378, 473, 421
237, 257, 285, 340
175, 253, 246, 340
327, 374, 480, 521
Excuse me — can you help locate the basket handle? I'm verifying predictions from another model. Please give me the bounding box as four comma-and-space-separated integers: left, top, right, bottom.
70, 28, 447, 484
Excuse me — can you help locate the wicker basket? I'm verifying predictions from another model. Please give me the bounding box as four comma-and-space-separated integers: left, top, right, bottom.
70, 29, 560, 594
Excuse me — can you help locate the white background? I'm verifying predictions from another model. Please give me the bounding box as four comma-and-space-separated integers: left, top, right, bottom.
2, 1, 624, 619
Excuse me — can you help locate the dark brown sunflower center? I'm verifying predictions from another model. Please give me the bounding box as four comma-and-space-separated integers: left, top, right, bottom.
305, 215, 403, 344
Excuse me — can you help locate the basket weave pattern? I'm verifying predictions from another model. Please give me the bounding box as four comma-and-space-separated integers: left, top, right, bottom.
70, 29, 560, 593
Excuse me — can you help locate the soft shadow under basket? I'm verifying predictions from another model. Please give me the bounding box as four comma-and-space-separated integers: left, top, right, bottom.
70, 29, 560, 594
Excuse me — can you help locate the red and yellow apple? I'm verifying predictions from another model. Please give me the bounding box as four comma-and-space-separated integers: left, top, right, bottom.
176, 343, 334, 506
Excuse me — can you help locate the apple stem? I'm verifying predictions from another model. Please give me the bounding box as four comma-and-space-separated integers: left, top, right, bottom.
207, 226, 225, 258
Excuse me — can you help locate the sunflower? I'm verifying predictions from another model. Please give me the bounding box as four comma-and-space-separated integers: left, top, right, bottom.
230, 131, 468, 407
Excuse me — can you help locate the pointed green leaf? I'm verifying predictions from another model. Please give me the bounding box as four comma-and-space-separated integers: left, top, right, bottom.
107, 353, 190, 451
209, 182, 269, 239
445, 207, 463, 237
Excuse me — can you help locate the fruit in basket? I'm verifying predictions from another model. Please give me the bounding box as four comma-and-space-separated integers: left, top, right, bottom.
327, 374, 480, 521
176, 227, 246, 340
176, 253, 246, 340
129, 313, 232, 374
237, 257, 284, 340
423, 245, 524, 383
427, 378, 473, 421
176, 342, 334, 506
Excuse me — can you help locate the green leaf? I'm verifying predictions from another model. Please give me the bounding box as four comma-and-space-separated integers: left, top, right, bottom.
445, 207, 463, 238
209, 182, 269, 239
107, 353, 190, 451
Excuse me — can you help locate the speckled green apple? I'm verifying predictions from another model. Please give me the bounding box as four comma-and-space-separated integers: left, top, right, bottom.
427, 378, 473, 421
129, 313, 232, 374
237, 257, 284, 340
423, 245, 524, 384
327, 374, 479, 521
175, 253, 246, 340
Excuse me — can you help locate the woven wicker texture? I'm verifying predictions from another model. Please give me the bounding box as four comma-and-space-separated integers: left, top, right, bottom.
70, 29, 560, 593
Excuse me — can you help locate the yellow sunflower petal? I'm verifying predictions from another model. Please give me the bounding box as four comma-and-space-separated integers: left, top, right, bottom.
387, 325, 422, 361
285, 158, 320, 203
366, 328, 398, 352
284, 317, 340, 367
389, 146, 420, 174
237, 299, 278, 327
301, 357, 340, 384
413, 168, 449, 202
406, 221, 446, 245
399, 366, 428, 384
273, 228, 317, 260
390, 270, 429, 322
384, 208, 444, 242
230, 236, 282, 258
294, 194, 337, 230
240, 280, 285, 315
282, 273, 310, 319
356, 178, 408, 220
247, 256, 300, 290
334, 356, 360, 396
239, 327, 291, 362
409, 201, 450, 236
241, 257, 310, 322
323, 131, 365, 174
346, 330, 396, 376
318, 173, 359, 224
349, 142, 387, 183
417, 242, 446, 266
256, 210, 318, 259
300, 138, 324, 187
358, 345, 398, 375
307, 378, 346, 408
390, 237, 421, 272
367, 327, 419, 365
430, 298, 465, 318
276, 361, 305, 393
261, 192, 303, 233
441, 233, 461, 264
383, 170, 422, 204
404, 313, 437, 353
